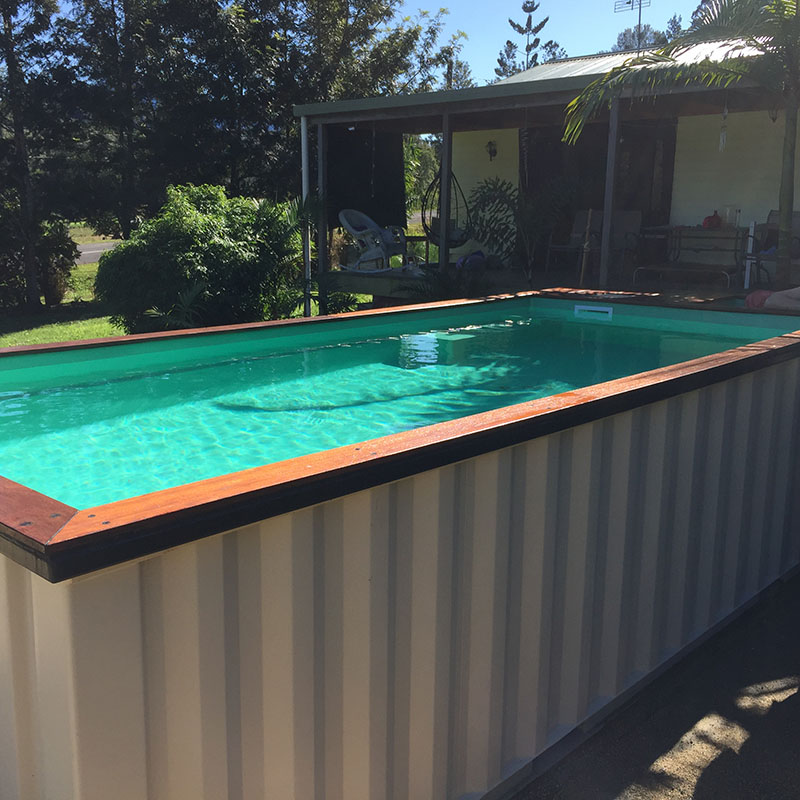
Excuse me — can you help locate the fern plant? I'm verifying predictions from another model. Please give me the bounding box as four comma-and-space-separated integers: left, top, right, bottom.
469, 176, 573, 279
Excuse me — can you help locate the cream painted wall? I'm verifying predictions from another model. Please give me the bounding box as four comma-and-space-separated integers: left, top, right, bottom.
451, 128, 520, 257
670, 110, 797, 227
452, 128, 520, 196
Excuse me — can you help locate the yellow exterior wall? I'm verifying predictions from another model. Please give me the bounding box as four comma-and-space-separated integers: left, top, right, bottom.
670, 110, 797, 226
452, 128, 520, 196
451, 128, 520, 258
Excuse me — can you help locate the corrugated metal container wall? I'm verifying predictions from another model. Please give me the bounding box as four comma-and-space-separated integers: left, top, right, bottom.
2, 360, 799, 800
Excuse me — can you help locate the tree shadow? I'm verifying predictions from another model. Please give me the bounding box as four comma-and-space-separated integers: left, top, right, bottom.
517, 575, 800, 799
0, 300, 111, 336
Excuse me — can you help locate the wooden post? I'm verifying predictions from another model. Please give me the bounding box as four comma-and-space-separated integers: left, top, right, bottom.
317, 123, 328, 275
439, 113, 452, 272
301, 116, 312, 317
599, 97, 620, 288
316, 123, 329, 314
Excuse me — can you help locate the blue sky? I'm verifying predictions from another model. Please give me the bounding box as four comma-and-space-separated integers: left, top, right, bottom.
401, 0, 703, 84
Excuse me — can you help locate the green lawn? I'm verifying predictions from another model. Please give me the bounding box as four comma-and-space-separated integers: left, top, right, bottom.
0, 262, 373, 349
0, 305, 120, 348
68, 222, 121, 246
0, 262, 122, 348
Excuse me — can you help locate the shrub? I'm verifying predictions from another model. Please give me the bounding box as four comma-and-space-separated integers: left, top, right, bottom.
0, 190, 78, 309
94, 184, 303, 333
38, 218, 80, 305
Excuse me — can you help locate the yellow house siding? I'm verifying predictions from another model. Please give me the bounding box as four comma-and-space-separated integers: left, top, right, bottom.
670, 110, 798, 227
451, 129, 520, 258
452, 128, 520, 196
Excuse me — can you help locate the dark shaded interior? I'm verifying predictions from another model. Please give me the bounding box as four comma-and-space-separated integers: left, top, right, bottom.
326, 127, 406, 228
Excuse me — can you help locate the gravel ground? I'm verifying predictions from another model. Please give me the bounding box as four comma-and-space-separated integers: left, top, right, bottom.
513, 573, 800, 800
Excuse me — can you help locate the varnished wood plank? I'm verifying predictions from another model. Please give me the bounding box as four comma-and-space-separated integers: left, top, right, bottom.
0, 477, 76, 548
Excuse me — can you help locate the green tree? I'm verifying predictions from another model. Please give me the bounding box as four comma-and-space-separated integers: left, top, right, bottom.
611, 24, 667, 52
610, 14, 682, 52
665, 13, 683, 40
494, 0, 565, 80
57, 0, 159, 237
564, 0, 800, 286
30, 0, 473, 240
0, 0, 58, 308
404, 135, 438, 213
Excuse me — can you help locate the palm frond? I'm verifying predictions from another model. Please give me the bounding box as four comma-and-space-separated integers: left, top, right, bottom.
564, 54, 747, 144
562, 0, 794, 145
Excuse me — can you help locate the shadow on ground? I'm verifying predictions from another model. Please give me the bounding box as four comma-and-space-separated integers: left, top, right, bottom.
514, 573, 800, 800
0, 300, 110, 336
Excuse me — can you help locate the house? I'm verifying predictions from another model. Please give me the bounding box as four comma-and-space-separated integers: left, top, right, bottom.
294, 46, 789, 295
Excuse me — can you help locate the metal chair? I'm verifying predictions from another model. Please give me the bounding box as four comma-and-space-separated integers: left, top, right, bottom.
545, 209, 603, 274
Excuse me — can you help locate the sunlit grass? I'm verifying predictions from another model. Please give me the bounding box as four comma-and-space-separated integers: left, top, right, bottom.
0, 307, 120, 348
68, 222, 120, 245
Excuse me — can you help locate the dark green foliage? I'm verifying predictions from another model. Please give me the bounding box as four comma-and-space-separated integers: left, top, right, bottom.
2, 0, 471, 255
37, 216, 80, 305
0, 192, 27, 310
665, 14, 683, 41
94, 185, 302, 332
610, 16, 682, 53
404, 135, 439, 213
469, 176, 573, 277
312, 274, 360, 317
0, 190, 78, 308
30, 0, 470, 239
611, 24, 668, 52
1, 0, 63, 308
469, 178, 519, 264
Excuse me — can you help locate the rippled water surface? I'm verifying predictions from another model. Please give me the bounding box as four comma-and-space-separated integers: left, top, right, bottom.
0, 309, 779, 507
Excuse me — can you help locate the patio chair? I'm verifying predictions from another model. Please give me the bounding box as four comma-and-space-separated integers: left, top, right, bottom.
545, 209, 603, 274
338, 209, 407, 271
750, 209, 800, 285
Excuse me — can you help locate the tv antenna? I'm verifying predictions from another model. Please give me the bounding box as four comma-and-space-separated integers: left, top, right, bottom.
614, 0, 651, 54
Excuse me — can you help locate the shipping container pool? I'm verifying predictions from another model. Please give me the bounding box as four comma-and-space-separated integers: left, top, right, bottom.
3, 291, 800, 800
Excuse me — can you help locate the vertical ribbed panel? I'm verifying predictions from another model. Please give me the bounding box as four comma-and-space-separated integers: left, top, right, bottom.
0, 559, 37, 800
29, 566, 78, 800
69, 564, 148, 800
3, 360, 800, 800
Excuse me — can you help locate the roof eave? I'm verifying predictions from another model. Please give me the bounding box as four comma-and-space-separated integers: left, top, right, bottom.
292, 74, 599, 122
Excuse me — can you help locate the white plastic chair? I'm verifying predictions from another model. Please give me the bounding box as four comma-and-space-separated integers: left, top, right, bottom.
338, 209, 407, 271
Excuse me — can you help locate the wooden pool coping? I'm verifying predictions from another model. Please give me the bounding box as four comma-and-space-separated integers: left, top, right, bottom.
3, 290, 800, 582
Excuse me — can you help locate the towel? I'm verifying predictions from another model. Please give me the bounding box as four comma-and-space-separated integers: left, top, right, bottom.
745, 290, 773, 309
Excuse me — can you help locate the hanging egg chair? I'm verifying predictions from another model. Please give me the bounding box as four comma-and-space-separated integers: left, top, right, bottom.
421, 168, 472, 249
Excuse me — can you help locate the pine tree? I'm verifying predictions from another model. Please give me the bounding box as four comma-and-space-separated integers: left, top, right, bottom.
495, 1, 564, 80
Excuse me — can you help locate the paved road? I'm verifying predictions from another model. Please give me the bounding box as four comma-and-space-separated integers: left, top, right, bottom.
77, 240, 120, 265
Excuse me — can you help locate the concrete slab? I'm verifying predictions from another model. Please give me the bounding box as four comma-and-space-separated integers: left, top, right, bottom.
512, 573, 800, 800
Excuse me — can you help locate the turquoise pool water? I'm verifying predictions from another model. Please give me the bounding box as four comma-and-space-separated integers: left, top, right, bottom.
1, 298, 797, 508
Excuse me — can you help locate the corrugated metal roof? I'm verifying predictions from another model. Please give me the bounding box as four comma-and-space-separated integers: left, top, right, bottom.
497, 51, 639, 84
498, 40, 761, 85
293, 41, 760, 122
